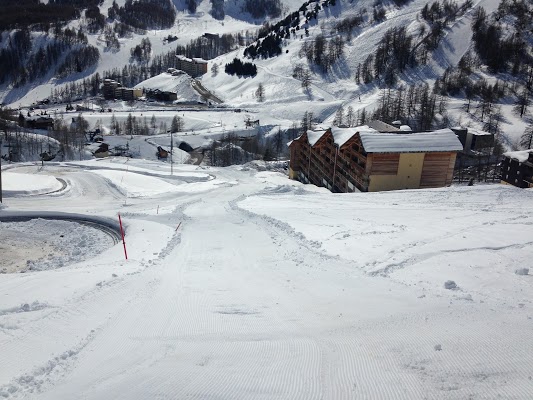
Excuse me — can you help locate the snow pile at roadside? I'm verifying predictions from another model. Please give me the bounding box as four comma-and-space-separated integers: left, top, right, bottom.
2, 172, 63, 196
92, 169, 185, 197
66, 158, 210, 180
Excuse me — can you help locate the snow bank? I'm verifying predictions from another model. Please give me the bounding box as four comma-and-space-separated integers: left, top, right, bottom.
2, 172, 63, 195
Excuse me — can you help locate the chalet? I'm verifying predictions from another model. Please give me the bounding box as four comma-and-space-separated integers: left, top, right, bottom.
90, 142, 109, 158
176, 55, 208, 77
288, 126, 463, 192
500, 150, 533, 188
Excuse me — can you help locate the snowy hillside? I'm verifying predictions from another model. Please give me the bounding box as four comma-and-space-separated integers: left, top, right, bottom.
1, 0, 532, 152
3, 0, 531, 154
1, 161, 532, 399
1, 1, 533, 397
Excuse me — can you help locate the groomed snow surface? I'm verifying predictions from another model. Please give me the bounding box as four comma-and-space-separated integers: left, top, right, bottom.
1, 159, 533, 399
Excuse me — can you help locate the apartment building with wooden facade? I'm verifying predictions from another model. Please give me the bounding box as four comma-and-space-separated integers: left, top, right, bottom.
288, 126, 463, 192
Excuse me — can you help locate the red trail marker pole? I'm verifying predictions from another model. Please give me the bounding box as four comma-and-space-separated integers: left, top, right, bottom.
118, 213, 128, 260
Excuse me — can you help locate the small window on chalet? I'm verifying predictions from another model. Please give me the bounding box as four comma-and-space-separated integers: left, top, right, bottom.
327, 138, 333, 144
352, 144, 359, 151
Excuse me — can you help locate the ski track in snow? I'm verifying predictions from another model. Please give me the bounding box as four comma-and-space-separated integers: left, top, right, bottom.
1, 163, 533, 399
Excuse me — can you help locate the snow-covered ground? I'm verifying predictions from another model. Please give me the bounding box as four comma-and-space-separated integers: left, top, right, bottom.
2, 172, 63, 196
1, 159, 532, 399
0, 219, 113, 274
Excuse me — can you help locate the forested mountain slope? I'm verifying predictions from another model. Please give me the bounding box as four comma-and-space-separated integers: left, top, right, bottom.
0, 0, 532, 148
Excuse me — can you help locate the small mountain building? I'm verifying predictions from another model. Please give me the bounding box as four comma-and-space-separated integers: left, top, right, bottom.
288, 126, 463, 192
453, 127, 494, 153
500, 150, 533, 188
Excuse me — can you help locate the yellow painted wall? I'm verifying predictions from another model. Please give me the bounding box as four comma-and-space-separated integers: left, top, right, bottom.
368, 153, 426, 192
288, 167, 297, 180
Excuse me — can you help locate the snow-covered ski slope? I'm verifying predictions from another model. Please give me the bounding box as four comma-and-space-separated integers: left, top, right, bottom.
1, 160, 532, 399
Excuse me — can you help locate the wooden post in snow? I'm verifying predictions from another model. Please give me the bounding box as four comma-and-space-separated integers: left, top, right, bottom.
118, 213, 128, 260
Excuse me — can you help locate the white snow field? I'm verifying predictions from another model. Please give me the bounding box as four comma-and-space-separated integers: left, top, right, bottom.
1, 160, 532, 399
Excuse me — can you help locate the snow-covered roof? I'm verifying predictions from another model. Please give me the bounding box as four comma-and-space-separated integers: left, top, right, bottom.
305, 127, 461, 152
134, 73, 197, 100
503, 149, 533, 163
192, 58, 207, 64
331, 126, 377, 147
287, 134, 302, 147
307, 126, 377, 147
399, 125, 412, 132
367, 120, 401, 132
359, 129, 463, 153
468, 128, 493, 136
307, 129, 326, 146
